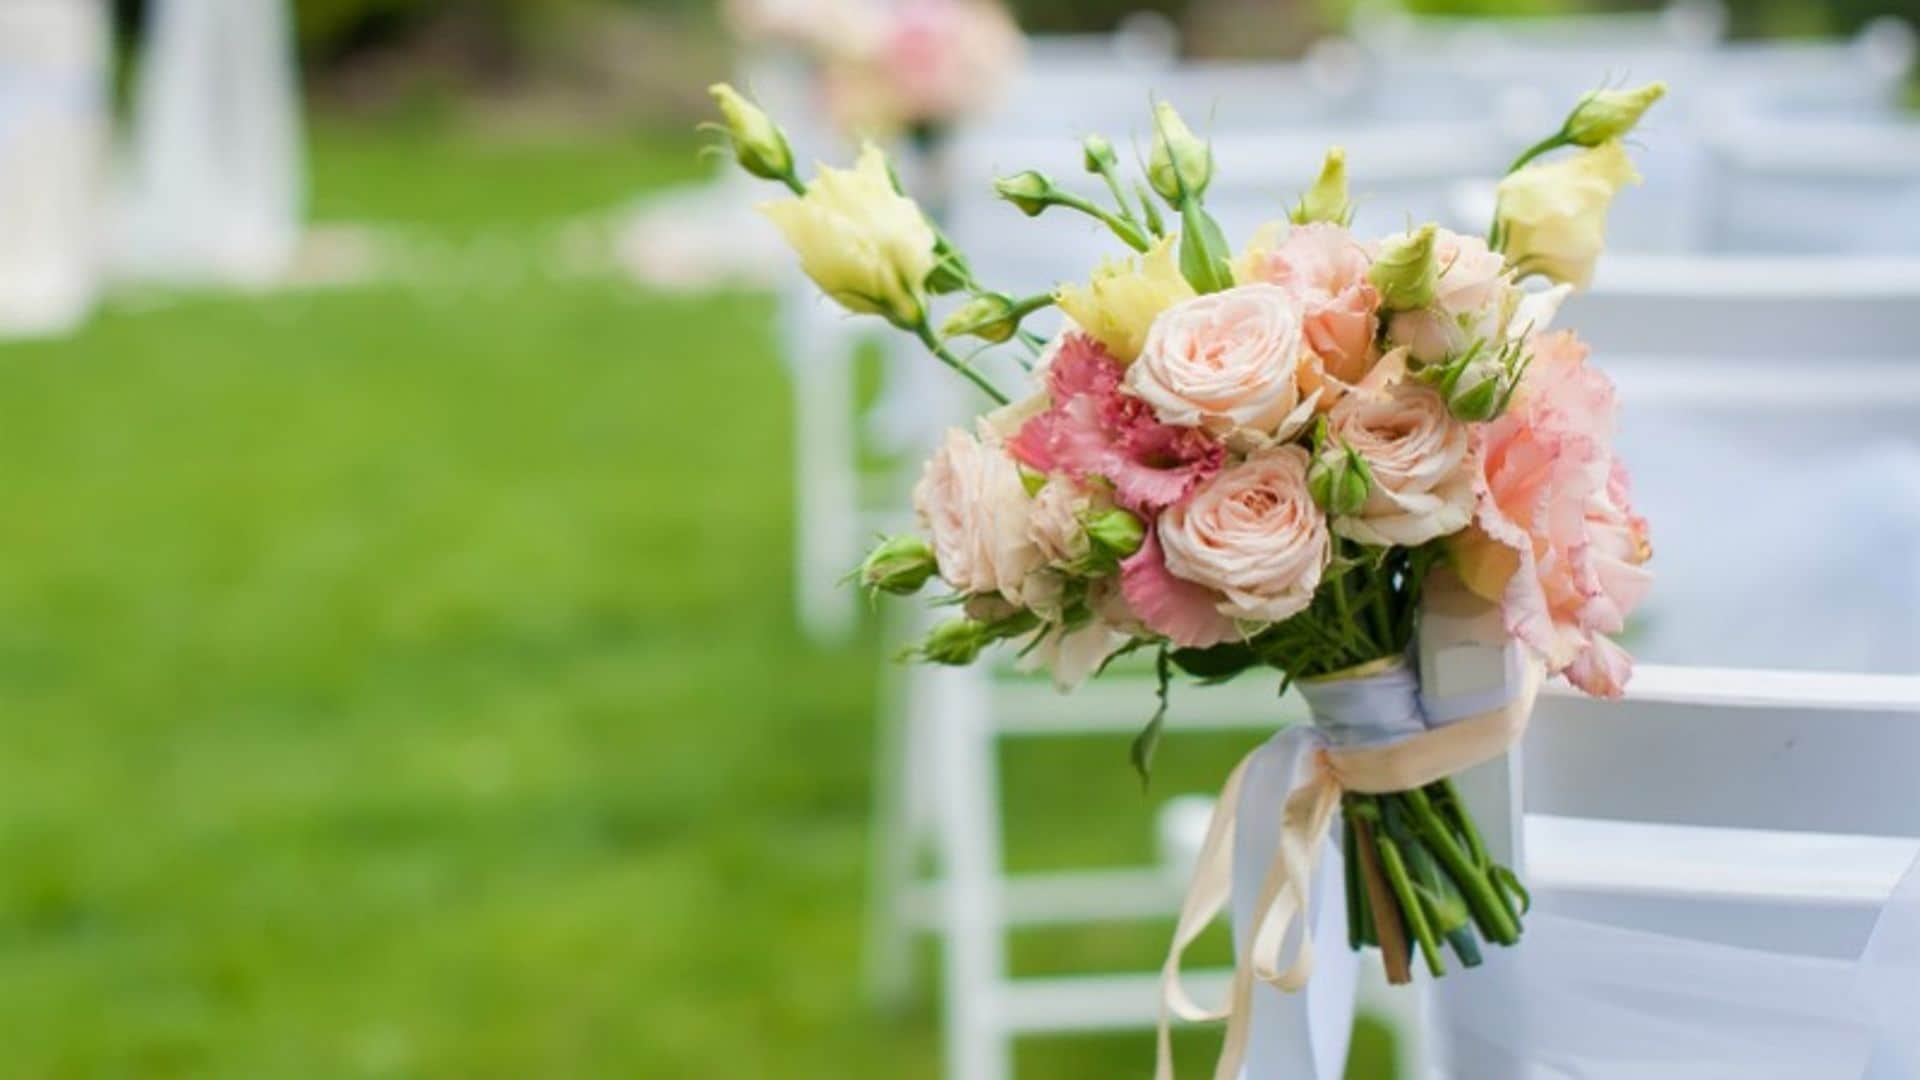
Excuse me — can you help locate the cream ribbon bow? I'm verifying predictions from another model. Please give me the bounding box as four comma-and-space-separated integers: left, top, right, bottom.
1155, 660, 1541, 1080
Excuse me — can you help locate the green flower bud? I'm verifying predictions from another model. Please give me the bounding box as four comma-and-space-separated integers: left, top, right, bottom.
1564, 82, 1667, 148
1308, 445, 1373, 518
859, 535, 938, 596
926, 232, 972, 295
1290, 146, 1351, 226
1369, 223, 1440, 311
919, 618, 991, 665
1082, 134, 1119, 175
1447, 368, 1506, 422
1083, 507, 1146, 560
994, 171, 1058, 217
940, 293, 1019, 343
1148, 101, 1212, 203
708, 83, 793, 182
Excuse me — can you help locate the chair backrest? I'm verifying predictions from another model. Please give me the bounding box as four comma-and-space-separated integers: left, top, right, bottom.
1526, 666, 1920, 837
1699, 117, 1920, 254
1602, 357, 1920, 676
1563, 255, 1920, 359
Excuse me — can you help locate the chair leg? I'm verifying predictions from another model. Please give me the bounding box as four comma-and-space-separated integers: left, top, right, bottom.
863, 627, 927, 1006
928, 664, 1013, 1080
790, 311, 860, 644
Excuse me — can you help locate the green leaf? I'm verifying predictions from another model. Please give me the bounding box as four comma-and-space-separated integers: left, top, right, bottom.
1169, 640, 1260, 682
1129, 647, 1175, 788
1177, 200, 1234, 294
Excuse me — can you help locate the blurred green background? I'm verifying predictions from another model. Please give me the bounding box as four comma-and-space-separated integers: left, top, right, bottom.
5, 0, 1907, 1076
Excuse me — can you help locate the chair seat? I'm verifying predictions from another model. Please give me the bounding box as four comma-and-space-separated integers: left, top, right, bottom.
1526, 814, 1918, 906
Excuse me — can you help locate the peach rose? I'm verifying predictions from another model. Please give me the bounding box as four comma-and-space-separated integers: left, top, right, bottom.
1125, 285, 1315, 440
1329, 381, 1476, 547
1454, 332, 1652, 698
1238, 223, 1381, 385
1386, 229, 1513, 364
1159, 445, 1331, 625
913, 424, 1045, 604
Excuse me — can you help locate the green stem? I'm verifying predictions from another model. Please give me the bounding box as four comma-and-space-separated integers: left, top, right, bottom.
1505, 133, 1568, 176
1373, 816, 1446, 978
776, 170, 808, 197
1401, 789, 1520, 945
1052, 191, 1152, 252
913, 322, 1011, 405
1433, 779, 1522, 927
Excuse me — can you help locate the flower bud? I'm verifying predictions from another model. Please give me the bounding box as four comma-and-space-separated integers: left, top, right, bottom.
919, 618, 991, 665
1564, 82, 1667, 148
926, 232, 972, 295
1148, 101, 1212, 203
1445, 361, 1506, 422
1369, 223, 1440, 311
708, 83, 793, 182
1308, 446, 1373, 517
859, 535, 938, 595
1083, 507, 1146, 560
994, 171, 1058, 217
940, 293, 1020, 343
1290, 146, 1351, 226
1082, 134, 1119, 175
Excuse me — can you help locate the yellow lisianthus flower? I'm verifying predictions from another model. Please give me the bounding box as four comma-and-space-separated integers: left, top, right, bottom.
1054, 235, 1195, 363
1495, 141, 1641, 289
760, 143, 937, 327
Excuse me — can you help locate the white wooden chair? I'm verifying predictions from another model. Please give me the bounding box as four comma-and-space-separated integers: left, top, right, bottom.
1564, 255, 1920, 359
1697, 116, 1920, 255
114, 0, 305, 286
0, 0, 110, 339
1423, 665, 1920, 1076
868, 635, 1323, 1080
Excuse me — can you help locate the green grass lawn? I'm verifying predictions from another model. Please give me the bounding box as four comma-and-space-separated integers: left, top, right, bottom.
0, 123, 1391, 1078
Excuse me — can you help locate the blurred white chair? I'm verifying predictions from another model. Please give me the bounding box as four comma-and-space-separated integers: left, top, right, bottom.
1565, 255, 1920, 358
867, 641, 1416, 1080
0, 0, 110, 339
1698, 116, 1920, 254
1417, 666, 1920, 1077
1604, 357, 1920, 676
115, 0, 305, 286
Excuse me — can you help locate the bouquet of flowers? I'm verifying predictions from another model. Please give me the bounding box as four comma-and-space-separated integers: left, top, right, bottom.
708, 78, 1661, 1072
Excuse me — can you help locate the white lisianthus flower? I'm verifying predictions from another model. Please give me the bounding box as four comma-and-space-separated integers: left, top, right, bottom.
761, 143, 937, 327
1494, 141, 1641, 289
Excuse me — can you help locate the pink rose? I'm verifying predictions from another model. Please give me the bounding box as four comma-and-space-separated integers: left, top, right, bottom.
1454, 332, 1652, 698
1125, 285, 1315, 440
1385, 229, 1512, 364
1328, 381, 1476, 547
913, 424, 1045, 605
1159, 445, 1331, 625
1240, 223, 1381, 386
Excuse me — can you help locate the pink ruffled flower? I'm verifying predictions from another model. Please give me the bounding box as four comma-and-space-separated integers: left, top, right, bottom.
1240, 223, 1381, 386
1119, 532, 1240, 649
1453, 332, 1652, 698
1008, 334, 1225, 514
